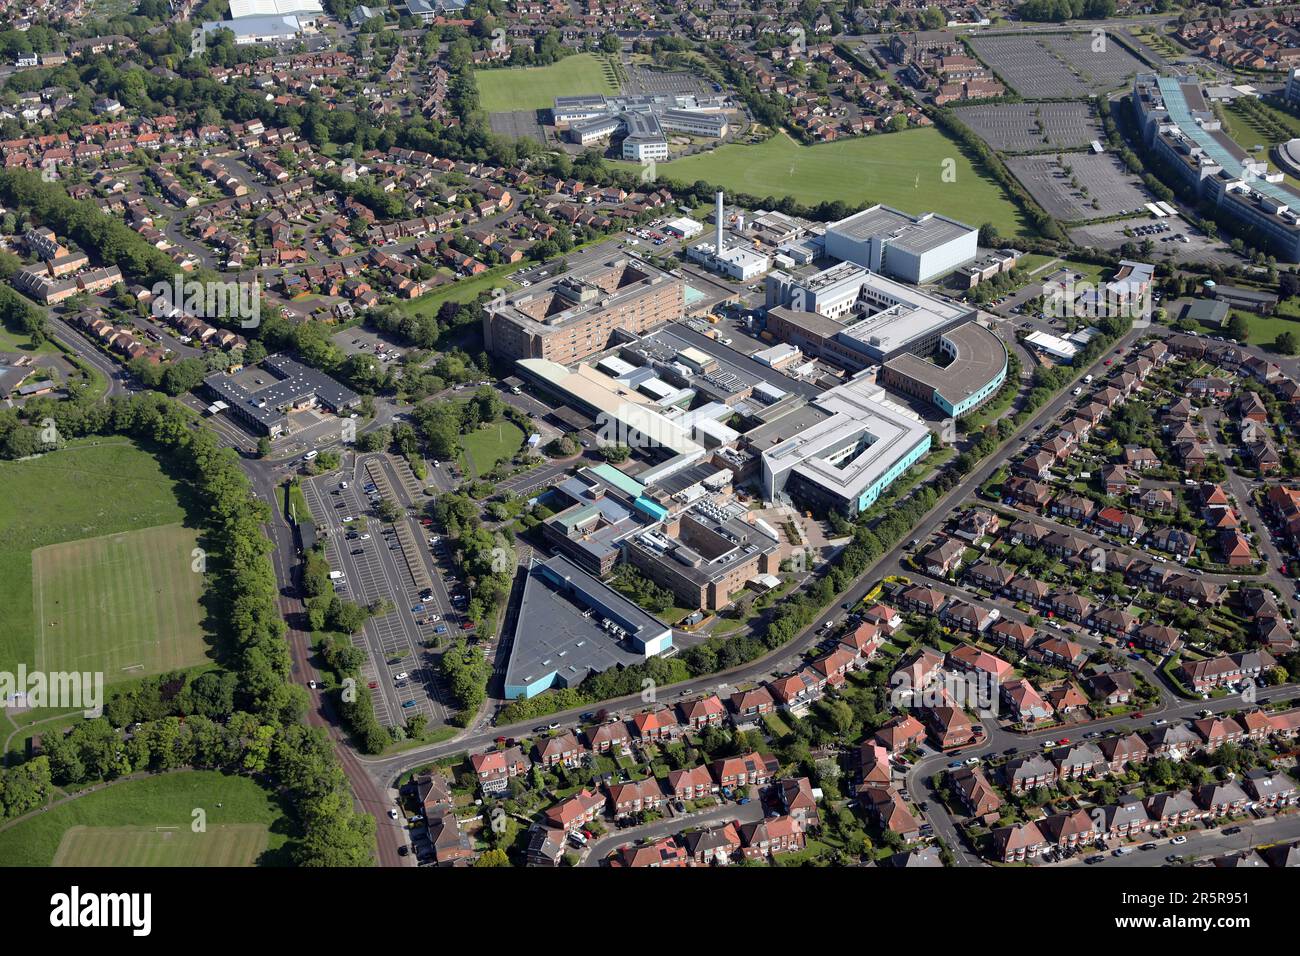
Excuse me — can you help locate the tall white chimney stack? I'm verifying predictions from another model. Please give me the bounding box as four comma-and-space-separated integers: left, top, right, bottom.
715, 190, 725, 254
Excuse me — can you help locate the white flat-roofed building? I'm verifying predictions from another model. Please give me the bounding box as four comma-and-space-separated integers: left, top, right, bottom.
764, 261, 872, 319
663, 217, 703, 239
760, 372, 931, 515
203, 14, 304, 43
1023, 330, 1079, 363
824, 204, 978, 284
753, 342, 803, 369
837, 286, 969, 361
552, 95, 612, 125
405, 0, 467, 23
517, 358, 703, 459
228, 0, 322, 20
764, 269, 975, 370
620, 111, 669, 162
660, 109, 729, 137
687, 239, 769, 280
567, 113, 622, 146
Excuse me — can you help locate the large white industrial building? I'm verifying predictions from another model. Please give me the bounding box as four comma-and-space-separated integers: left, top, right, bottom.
823, 205, 978, 284
227, 0, 322, 19
204, 0, 323, 44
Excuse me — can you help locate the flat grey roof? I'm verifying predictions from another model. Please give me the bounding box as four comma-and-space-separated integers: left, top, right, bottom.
827, 204, 975, 255
204, 353, 359, 427
504, 554, 668, 691
631, 324, 821, 400
883, 321, 1006, 406
622, 110, 663, 139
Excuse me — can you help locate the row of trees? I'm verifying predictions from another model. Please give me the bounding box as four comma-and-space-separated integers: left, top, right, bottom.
440, 638, 491, 728
1017, 0, 1116, 20
0, 170, 175, 285
0, 392, 374, 864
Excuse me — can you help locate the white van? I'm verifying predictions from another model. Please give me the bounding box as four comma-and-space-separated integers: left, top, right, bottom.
328, 570, 344, 580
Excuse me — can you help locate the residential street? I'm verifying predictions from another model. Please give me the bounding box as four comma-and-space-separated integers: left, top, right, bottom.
579, 798, 766, 866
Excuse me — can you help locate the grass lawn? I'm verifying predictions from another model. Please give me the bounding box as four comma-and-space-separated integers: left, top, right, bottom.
32, 522, 211, 682
1183, 302, 1300, 350
475, 53, 618, 113
1227, 310, 1300, 349
622, 129, 1030, 237
658, 605, 696, 626
0, 325, 59, 354
286, 480, 311, 525
1218, 101, 1300, 192
394, 264, 519, 319
0, 770, 292, 867
461, 419, 526, 478
53, 823, 269, 867
1220, 100, 1300, 149
0, 439, 199, 681
762, 712, 793, 739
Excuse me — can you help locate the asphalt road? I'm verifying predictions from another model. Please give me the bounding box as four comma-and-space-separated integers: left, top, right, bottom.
361, 319, 1152, 797
579, 797, 766, 866
1061, 811, 1300, 868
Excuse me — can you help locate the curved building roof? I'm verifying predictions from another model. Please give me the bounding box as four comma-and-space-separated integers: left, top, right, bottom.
883, 321, 1006, 409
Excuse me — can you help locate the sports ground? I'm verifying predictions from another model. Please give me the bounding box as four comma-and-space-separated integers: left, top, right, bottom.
0, 439, 211, 692
0, 770, 290, 867
475, 53, 619, 113
53, 824, 270, 867
33, 522, 209, 681
625, 129, 1029, 237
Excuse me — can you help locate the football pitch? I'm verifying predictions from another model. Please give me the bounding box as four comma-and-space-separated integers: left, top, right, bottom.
627, 129, 1030, 237
0, 770, 290, 867
0, 439, 208, 688
475, 53, 618, 113
32, 522, 210, 682
52, 824, 270, 867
